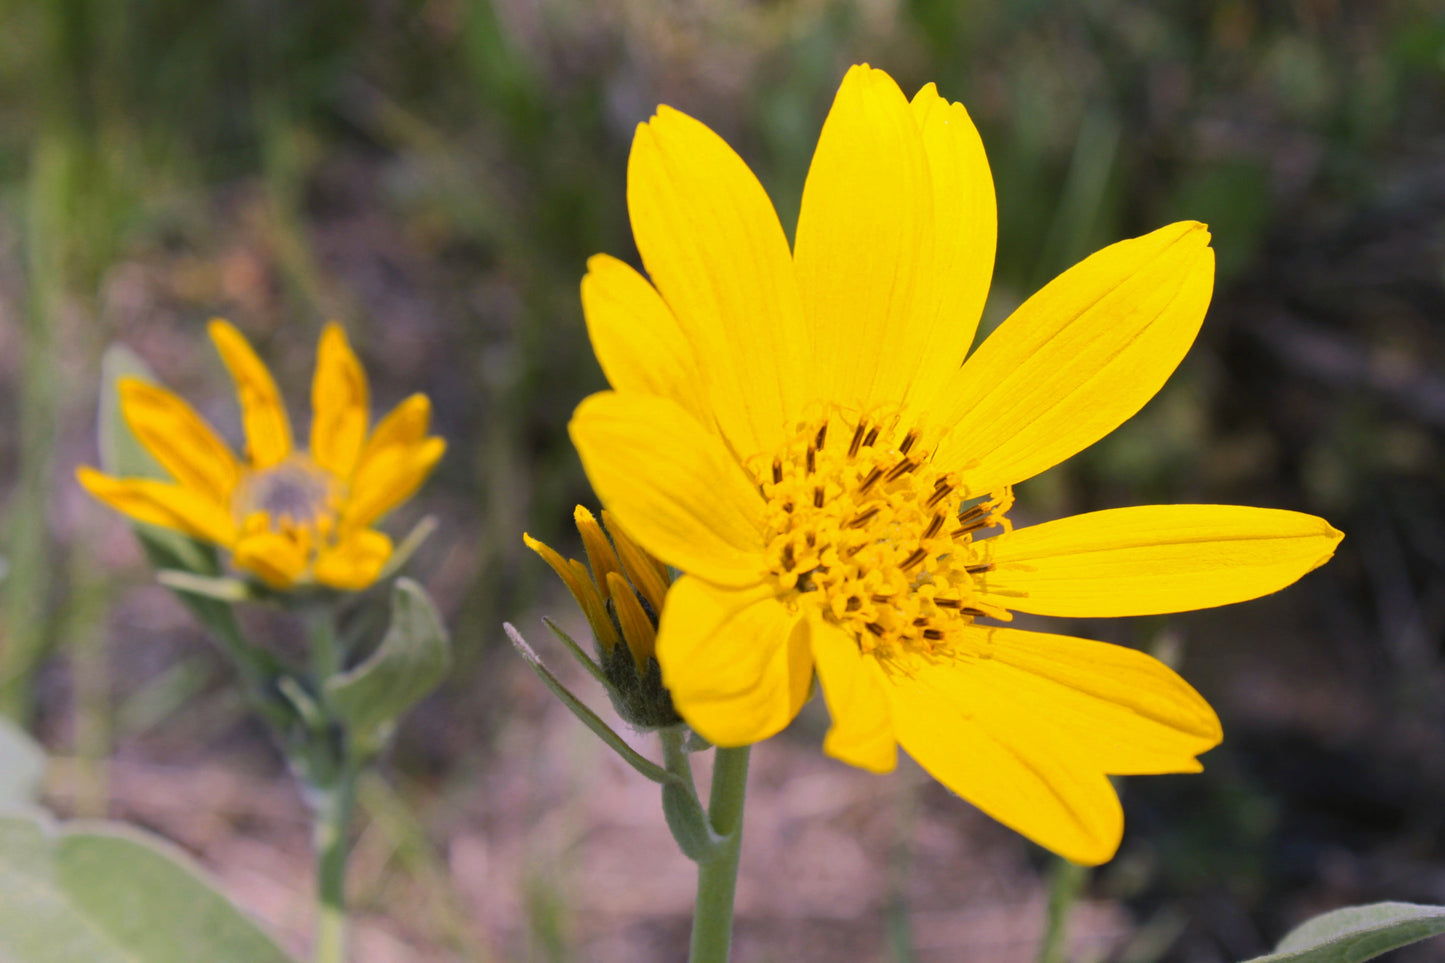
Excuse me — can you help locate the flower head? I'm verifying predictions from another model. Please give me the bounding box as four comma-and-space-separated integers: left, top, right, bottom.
568, 64, 1343, 864
79, 320, 445, 592
525, 506, 681, 729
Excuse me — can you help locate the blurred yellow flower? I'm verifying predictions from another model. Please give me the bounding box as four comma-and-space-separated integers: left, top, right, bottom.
568, 64, 1343, 864
79, 320, 445, 592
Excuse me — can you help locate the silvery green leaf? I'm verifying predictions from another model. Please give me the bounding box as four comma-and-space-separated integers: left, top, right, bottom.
324, 578, 450, 752
0, 815, 296, 962
1243, 901, 1445, 962
0, 717, 44, 814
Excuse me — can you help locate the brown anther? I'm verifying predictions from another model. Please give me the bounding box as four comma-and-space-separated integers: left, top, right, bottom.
958, 503, 989, 523
772, 459, 782, 484
870, 593, 892, 604
848, 423, 866, 457
806, 446, 816, 474
926, 483, 955, 508
911, 617, 929, 627
899, 430, 919, 454
901, 548, 928, 571
846, 506, 880, 529
781, 543, 795, 571
951, 517, 990, 538
923, 513, 945, 540
845, 596, 861, 612
884, 458, 918, 482
863, 426, 880, 448
813, 486, 824, 508
805, 531, 816, 548
934, 598, 962, 609
864, 622, 886, 637
964, 562, 994, 574
843, 543, 866, 558
922, 628, 945, 641
815, 424, 828, 449
858, 466, 884, 494
960, 607, 987, 618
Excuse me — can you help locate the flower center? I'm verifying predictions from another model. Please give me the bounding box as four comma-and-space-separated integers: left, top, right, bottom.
233, 454, 341, 534
751, 410, 1013, 663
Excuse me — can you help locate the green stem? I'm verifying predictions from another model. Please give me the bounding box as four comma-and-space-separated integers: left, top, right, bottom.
689, 745, 750, 963
1037, 857, 1087, 963
305, 605, 354, 963
311, 772, 357, 963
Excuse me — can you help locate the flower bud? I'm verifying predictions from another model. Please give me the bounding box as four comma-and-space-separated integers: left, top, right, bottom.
524, 506, 680, 729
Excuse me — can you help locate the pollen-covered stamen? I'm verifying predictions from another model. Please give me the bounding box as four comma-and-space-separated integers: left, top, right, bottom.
752, 412, 1015, 661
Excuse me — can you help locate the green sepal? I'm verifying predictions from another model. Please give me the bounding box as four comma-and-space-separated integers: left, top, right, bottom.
156, 570, 255, 603
375, 516, 438, 583
597, 642, 683, 731
542, 617, 608, 687
505, 622, 680, 787
323, 579, 450, 757
1243, 901, 1445, 962
0, 814, 298, 962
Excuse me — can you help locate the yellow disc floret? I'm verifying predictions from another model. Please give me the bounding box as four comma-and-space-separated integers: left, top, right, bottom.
751, 410, 1014, 663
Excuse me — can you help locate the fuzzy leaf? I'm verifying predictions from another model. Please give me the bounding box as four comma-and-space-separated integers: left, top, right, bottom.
0, 815, 296, 962
324, 578, 450, 751
1244, 902, 1445, 962
0, 718, 44, 815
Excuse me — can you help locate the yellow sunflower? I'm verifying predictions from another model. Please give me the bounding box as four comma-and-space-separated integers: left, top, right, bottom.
568, 64, 1343, 864
79, 320, 445, 592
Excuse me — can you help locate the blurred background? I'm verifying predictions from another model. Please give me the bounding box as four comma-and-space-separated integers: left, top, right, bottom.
2, 0, 1444, 959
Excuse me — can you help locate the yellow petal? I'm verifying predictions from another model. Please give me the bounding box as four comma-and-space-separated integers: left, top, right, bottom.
887, 654, 1124, 865
118, 378, 240, 504
981, 504, 1345, 617
607, 571, 657, 670
77, 467, 237, 546
344, 436, 445, 532
581, 254, 709, 427
310, 323, 370, 479
794, 64, 935, 415
929, 222, 1215, 496
627, 104, 808, 456
313, 528, 393, 590
359, 393, 431, 458
574, 505, 623, 600
656, 577, 809, 746
808, 618, 896, 773
569, 391, 767, 587
603, 509, 670, 615
208, 319, 293, 469
232, 530, 309, 589
345, 393, 439, 529
901, 82, 997, 417
958, 625, 1222, 775
522, 532, 622, 654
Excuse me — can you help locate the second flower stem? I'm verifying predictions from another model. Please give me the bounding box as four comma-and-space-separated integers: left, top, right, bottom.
689, 744, 751, 963
312, 766, 357, 963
